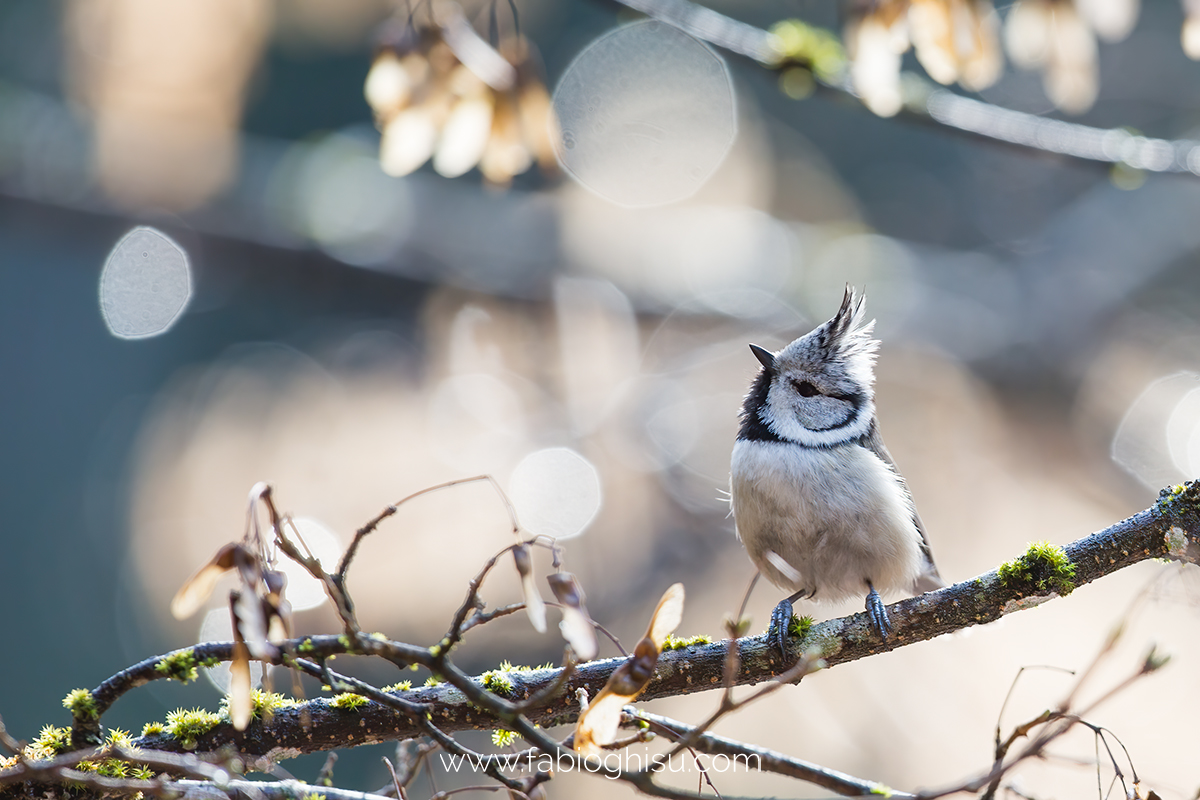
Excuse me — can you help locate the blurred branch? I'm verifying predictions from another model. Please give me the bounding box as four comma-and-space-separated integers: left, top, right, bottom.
629, 709, 916, 799
613, 0, 1200, 177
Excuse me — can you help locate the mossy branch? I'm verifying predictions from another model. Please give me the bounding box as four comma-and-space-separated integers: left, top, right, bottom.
38, 483, 1198, 765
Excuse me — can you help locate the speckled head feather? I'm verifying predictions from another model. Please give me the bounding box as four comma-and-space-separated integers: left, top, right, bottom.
741, 285, 880, 447
778, 285, 879, 393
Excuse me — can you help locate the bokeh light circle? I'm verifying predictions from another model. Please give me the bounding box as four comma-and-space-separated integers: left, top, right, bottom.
199, 609, 263, 695
99, 226, 191, 339
508, 448, 601, 539
553, 20, 736, 207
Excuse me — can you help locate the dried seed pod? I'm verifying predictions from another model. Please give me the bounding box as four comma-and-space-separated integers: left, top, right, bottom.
573, 583, 685, 758
171, 542, 255, 620
513, 544, 547, 633
228, 592, 254, 732
547, 572, 598, 660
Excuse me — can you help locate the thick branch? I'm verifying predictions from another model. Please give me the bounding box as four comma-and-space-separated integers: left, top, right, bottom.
107, 485, 1200, 760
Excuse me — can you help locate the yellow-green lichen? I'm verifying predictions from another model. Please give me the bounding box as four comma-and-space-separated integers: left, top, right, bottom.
298, 638, 316, 653
332, 693, 369, 710
661, 634, 714, 651
164, 708, 222, 749
1155, 481, 1200, 517
423, 676, 443, 687
155, 649, 199, 684
383, 680, 412, 692
491, 728, 518, 747
870, 783, 894, 797
998, 541, 1076, 596
62, 688, 98, 720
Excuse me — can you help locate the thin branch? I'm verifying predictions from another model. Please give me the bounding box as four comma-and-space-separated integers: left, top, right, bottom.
337, 475, 518, 583
629, 709, 913, 799
170, 778, 397, 800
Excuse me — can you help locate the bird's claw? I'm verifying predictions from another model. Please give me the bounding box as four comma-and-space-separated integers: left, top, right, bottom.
769, 598, 795, 660
865, 583, 891, 640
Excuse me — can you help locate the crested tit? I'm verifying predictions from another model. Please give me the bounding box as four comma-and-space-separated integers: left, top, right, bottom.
730, 286, 943, 655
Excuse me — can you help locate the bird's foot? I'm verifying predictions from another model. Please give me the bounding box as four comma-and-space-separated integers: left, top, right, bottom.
768, 598, 795, 660
865, 582, 891, 640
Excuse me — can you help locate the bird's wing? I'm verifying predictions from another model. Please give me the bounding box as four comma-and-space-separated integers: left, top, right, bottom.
861, 422, 945, 592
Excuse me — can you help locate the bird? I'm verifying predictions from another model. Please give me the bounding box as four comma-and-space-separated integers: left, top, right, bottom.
729, 286, 943, 656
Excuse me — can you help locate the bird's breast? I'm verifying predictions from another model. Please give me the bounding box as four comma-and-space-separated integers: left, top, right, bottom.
729, 439, 922, 600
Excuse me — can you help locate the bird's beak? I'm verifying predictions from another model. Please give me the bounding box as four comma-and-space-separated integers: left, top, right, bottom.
749, 344, 775, 372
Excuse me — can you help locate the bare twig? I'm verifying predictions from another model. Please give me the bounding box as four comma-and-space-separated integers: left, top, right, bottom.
337, 476, 519, 583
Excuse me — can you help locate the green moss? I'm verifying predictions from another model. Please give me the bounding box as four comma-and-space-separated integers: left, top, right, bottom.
164, 708, 222, 749
91, 758, 131, 778
480, 670, 515, 697
788, 616, 814, 640
62, 688, 98, 720
497, 660, 554, 672
336, 634, 352, 649
423, 676, 443, 687
491, 729, 518, 747
132, 765, 155, 781
104, 728, 132, 748
154, 649, 200, 684
220, 689, 299, 720
141, 722, 165, 737
198, 656, 221, 669
660, 634, 714, 651
998, 541, 1077, 596
332, 693, 369, 710
27, 725, 72, 759
870, 783, 893, 797
382, 680, 412, 692
299, 638, 316, 653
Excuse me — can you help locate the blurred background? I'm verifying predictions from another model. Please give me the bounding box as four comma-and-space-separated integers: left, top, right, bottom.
3, 0, 1200, 796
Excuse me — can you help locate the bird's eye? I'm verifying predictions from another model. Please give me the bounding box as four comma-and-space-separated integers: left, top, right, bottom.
793, 380, 819, 397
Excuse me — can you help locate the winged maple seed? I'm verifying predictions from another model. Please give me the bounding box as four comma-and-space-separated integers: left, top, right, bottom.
364, 6, 557, 184
572, 583, 685, 759
170, 483, 294, 730
546, 572, 598, 661
513, 544, 547, 634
